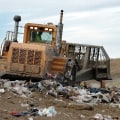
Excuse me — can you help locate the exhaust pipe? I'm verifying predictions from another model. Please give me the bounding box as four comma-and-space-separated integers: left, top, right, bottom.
13, 15, 21, 42
56, 10, 64, 54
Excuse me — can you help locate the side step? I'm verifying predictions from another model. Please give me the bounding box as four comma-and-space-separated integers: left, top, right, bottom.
50, 57, 67, 74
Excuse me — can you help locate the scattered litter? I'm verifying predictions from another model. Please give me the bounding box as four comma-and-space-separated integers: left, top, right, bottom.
10, 106, 57, 117
92, 113, 119, 120
39, 106, 57, 117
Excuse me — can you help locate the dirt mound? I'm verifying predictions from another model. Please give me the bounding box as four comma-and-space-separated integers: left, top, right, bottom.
110, 58, 120, 80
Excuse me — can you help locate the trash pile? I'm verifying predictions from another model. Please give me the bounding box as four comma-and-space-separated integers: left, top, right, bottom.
0, 79, 120, 104
0, 78, 120, 119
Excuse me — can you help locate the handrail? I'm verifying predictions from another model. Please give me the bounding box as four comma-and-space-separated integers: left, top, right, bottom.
0, 37, 6, 56
0, 31, 14, 56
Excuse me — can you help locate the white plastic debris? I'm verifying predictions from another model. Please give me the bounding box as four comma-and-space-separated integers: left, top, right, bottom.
80, 114, 85, 118
0, 88, 5, 93
38, 106, 57, 117
110, 103, 120, 108
37, 82, 44, 91
28, 117, 33, 120
93, 113, 113, 120
93, 113, 104, 120
70, 94, 92, 103
12, 86, 32, 97
4, 81, 12, 90
21, 103, 29, 107
46, 106, 57, 117
78, 89, 88, 95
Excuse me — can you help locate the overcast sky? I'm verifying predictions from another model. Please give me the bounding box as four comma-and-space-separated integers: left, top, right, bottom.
0, 0, 120, 58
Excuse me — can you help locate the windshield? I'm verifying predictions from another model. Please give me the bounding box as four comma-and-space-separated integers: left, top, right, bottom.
30, 30, 52, 43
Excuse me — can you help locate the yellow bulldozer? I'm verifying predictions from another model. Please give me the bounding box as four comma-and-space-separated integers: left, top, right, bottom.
0, 10, 111, 85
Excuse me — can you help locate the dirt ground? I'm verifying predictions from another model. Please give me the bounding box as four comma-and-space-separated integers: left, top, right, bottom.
0, 58, 120, 120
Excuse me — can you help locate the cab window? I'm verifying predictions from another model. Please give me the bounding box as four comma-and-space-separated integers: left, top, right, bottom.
30, 29, 52, 43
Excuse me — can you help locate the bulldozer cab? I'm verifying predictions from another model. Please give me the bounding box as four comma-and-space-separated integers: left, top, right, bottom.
23, 23, 57, 46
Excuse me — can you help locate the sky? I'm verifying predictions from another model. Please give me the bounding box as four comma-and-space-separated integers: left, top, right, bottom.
0, 0, 120, 58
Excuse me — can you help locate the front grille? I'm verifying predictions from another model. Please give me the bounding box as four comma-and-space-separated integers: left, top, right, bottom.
12, 48, 19, 63
19, 49, 26, 64
12, 48, 41, 66
34, 51, 41, 65
27, 50, 34, 65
